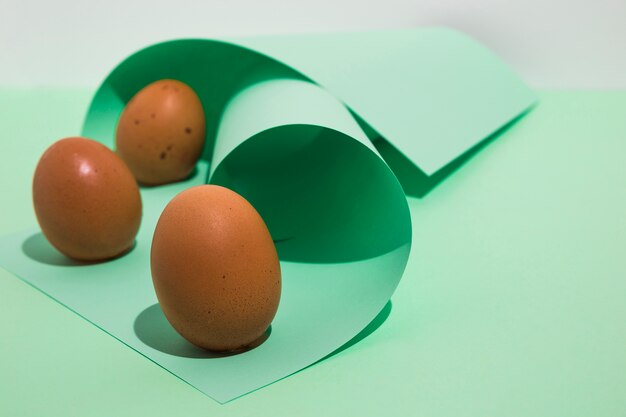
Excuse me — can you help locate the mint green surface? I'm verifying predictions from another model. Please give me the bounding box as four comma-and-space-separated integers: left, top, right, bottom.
0, 29, 535, 403
1, 90, 625, 416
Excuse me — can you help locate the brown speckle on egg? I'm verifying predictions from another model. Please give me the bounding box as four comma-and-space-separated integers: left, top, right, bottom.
115, 79, 205, 185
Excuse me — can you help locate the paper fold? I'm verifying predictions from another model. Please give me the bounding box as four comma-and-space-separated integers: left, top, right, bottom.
0, 27, 535, 403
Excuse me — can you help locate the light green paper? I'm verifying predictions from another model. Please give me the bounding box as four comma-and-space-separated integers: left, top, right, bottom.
0, 28, 534, 403
1, 90, 625, 417
234, 28, 537, 175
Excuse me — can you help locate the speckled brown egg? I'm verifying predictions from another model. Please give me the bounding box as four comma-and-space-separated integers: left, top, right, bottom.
150, 185, 281, 352
115, 79, 206, 186
33, 137, 142, 261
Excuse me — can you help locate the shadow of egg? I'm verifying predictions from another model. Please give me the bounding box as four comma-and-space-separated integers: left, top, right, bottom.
22, 233, 89, 267
21, 232, 136, 266
134, 303, 270, 359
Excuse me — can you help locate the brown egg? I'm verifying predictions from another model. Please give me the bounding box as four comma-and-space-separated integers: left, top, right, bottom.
151, 185, 281, 352
115, 79, 206, 185
33, 137, 142, 261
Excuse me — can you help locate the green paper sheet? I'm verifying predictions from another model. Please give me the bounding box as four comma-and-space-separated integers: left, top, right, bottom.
0, 27, 535, 403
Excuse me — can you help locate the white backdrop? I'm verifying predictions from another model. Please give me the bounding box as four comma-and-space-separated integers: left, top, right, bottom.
1, 0, 625, 88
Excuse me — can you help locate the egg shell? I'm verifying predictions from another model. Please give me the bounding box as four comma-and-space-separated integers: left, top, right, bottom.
150, 185, 281, 352
32, 137, 142, 261
115, 79, 206, 185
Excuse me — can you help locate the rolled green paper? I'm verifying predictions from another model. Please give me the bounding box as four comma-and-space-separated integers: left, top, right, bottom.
0, 27, 535, 403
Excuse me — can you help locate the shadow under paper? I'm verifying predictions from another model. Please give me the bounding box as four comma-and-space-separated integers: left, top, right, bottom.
365, 109, 533, 198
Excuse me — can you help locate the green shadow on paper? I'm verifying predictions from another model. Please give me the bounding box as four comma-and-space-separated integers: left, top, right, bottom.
210, 124, 410, 264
